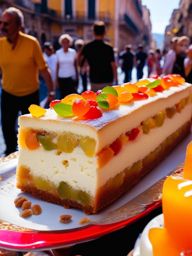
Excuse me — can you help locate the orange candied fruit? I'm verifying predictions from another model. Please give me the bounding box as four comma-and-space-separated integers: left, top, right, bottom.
107, 94, 119, 109
61, 94, 83, 105
98, 147, 114, 168
118, 91, 133, 103
19, 128, 40, 150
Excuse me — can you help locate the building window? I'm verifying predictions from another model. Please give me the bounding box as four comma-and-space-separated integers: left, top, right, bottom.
88, 0, 96, 19
65, 0, 73, 19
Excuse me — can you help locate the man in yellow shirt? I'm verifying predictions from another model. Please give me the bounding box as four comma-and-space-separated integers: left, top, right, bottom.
0, 7, 54, 156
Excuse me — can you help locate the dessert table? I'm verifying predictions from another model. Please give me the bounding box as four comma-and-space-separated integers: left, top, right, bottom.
0, 132, 191, 255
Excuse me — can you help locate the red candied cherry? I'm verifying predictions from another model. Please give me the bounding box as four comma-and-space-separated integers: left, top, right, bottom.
126, 128, 140, 141
72, 99, 90, 117
110, 138, 122, 155
49, 99, 61, 108
153, 85, 164, 92
87, 99, 98, 106
81, 90, 97, 100
132, 92, 149, 100
82, 106, 102, 119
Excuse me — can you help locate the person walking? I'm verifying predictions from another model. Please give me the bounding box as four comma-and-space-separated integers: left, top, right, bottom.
55, 34, 79, 98
172, 36, 190, 77
75, 39, 89, 92
79, 21, 118, 92
135, 44, 147, 80
0, 7, 54, 156
119, 44, 135, 82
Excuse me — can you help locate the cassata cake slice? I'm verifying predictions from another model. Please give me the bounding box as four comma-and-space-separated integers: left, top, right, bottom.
16, 74, 192, 214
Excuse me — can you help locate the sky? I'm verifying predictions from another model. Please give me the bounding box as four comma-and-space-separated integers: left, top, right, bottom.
142, 0, 180, 34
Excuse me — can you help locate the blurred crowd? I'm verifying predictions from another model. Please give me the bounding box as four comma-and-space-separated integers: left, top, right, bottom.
118, 35, 192, 84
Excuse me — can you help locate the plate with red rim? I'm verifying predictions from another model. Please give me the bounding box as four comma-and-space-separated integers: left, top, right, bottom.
0, 132, 190, 251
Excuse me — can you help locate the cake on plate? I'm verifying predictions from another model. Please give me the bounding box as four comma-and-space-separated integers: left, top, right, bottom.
131, 141, 192, 256
16, 74, 192, 214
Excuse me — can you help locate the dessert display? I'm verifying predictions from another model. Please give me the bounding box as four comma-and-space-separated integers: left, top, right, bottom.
132, 141, 192, 255
16, 74, 192, 214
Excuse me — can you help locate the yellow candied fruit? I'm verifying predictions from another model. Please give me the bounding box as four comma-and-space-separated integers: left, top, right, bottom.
146, 89, 157, 97
79, 137, 96, 157
61, 94, 83, 105
123, 83, 138, 93
113, 85, 126, 94
28, 104, 46, 118
135, 79, 150, 87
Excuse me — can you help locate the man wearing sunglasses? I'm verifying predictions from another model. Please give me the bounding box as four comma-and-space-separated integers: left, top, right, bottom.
0, 7, 54, 156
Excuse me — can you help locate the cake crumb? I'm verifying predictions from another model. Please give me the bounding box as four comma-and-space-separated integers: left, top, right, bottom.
59, 214, 72, 224
0, 176, 2, 181
79, 217, 91, 225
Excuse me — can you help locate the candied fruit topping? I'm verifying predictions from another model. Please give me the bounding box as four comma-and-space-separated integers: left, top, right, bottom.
72, 99, 90, 117
28, 74, 186, 121
53, 103, 74, 117
49, 99, 61, 108
28, 104, 46, 118
61, 94, 83, 105
81, 90, 97, 100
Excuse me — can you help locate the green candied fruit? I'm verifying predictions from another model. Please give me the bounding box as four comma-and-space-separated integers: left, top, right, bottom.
57, 133, 79, 153
58, 181, 77, 199
79, 137, 96, 157
57, 182, 91, 205
153, 111, 166, 127
33, 176, 53, 191
166, 107, 176, 118
37, 134, 57, 150
78, 190, 91, 205
141, 118, 156, 134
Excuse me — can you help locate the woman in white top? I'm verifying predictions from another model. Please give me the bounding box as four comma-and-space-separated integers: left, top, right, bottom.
56, 34, 79, 98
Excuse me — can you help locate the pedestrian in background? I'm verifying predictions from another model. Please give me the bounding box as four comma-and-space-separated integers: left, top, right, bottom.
75, 39, 89, 92
162, 36, 178, 75
184, 44, 192, 82
0, 7, 54, 156
119, 44, 135, 82
172, 36, 190, 77
135, 44, 147, 80
79, 20, 118, 92
146, 50, 156, 77
55, 34, 79, 98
